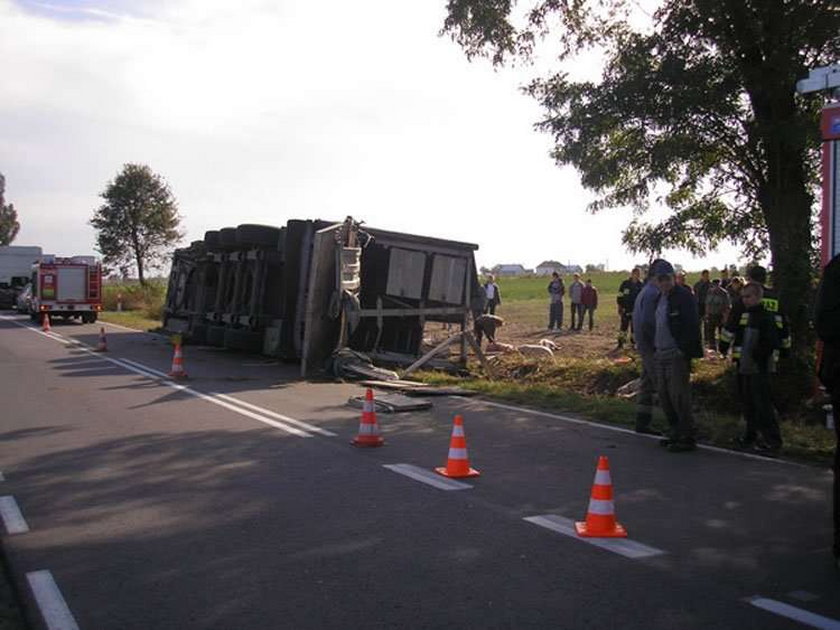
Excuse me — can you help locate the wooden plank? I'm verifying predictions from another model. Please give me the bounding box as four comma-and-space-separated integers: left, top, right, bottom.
402, 332, 464, 377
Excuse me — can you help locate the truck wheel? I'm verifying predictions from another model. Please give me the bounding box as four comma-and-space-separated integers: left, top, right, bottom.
206, 324, 227, 347
223, 327, 264, 353
82, 313, 97, 324
189, 322, 208, 345
235, 224, 281, 249
219, 227, 238, 250
204, 230, 222, 252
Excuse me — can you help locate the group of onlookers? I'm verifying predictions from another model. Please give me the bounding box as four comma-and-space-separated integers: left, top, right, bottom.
546, 272, 598, 331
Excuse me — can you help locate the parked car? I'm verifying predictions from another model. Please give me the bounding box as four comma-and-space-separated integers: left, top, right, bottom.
15, 283, 32, 314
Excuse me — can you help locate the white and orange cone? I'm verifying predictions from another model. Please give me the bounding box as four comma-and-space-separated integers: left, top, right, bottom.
95, 327, 108, 352
575, 455, 627, 538
41, 313, 51, 333
167, 343, 188, 380
351, 388, 384, 447
435, 415, 480, 478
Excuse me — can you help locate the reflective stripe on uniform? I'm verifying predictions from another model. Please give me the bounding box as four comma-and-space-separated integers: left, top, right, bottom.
732, 346, 741, 358
720, 329, 734, 342
739, 313, 749, 325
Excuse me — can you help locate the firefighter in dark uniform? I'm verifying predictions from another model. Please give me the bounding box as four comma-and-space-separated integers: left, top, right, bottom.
719, 265, 791, 454
616, 267, 643, 348
720, 265, 791, 358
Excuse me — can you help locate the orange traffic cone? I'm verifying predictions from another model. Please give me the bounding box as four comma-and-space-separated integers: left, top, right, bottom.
167, 343, 188, 380
575, 455, 627, 538
351, 388, 384, 447
435, 415, 480, 478
95, 327, 108, 352
41, 313, 51, 333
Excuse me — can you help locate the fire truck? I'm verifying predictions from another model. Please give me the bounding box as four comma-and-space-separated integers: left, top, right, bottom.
28, 255, 103, 323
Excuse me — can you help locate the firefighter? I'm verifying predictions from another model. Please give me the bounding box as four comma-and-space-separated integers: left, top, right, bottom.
720, 265, 791, 358
616, 267, 643, 348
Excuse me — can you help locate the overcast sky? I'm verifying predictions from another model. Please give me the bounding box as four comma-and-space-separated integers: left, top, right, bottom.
0, 0, 741, 272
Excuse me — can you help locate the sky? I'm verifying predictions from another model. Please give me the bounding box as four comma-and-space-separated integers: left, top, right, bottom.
0, 0, 742, 273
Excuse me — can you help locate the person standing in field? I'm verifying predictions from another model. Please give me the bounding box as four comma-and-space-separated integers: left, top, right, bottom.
704, 279, 731, 354
616, 267, 643, 348
483, 274, 501, 315
581, 279, 598, 331
569, 273, 585, 330
547, 271, 565, 331
693, 269, 711, 345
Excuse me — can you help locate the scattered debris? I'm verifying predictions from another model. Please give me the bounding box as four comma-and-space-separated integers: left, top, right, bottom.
517, 344, 554, 359
616, 378, 641, 398
330, 348, 399, 381
347, 393, 433, 412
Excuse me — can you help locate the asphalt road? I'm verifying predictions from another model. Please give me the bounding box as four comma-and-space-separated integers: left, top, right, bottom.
0, 313, 837, 629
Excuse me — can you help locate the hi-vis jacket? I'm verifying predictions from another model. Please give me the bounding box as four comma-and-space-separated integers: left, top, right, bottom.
719, 285, 791, 359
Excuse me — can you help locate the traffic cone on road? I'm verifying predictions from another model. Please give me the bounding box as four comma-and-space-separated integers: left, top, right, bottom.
167, 343, 188, 380
575, 456, 627, 538
95, 327, 108, 352
41, 313, 51, 333
435, 415, 480, 478
351, 388, 384, 447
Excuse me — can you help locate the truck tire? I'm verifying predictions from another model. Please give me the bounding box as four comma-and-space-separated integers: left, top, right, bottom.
81, 313, 97, 324
219, 227, 238, 250
206, 324, 227, 347
204, 230, 222, 252
223, 327, 264, 353
235, 224, 281, 250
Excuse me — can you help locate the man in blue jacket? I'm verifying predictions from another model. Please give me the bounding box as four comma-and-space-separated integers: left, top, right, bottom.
651, 259, 703, 452
632, 262, 665, 435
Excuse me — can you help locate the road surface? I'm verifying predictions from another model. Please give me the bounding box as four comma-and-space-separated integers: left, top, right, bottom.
0, 314, 837, 629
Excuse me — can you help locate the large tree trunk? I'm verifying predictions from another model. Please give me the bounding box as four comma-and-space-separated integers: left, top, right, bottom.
136, 254, 146, 287
754, 89, 817, 407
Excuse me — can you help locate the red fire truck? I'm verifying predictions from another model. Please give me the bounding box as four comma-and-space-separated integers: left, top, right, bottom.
28, 255, 103, 323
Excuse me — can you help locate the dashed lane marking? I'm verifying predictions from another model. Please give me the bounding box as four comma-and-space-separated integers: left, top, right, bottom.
27, 570, 80, 630
747, 596, 840, 629
383, 464, 473, 491
0, 496, 29, 534
523, 514, 666, 559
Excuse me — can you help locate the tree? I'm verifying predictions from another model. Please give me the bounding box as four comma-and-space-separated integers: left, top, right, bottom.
442, 1, 840, 373
0, 173, 20, 246
91, 164, 183, 286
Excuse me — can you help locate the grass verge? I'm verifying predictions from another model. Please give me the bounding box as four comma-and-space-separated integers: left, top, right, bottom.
414, 357, 836, 464
99, 311, 162, 333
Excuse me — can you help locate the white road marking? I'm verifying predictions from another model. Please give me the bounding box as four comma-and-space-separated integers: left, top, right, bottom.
117, 358, 337, 437
105, 357, 313, 438
27, 570, 80, 630
0, 495, 30, 534
474, 399, 803, 466
0, 471, 5, 481
1, 315, 325, 438
747, 596, 840, 629
523, 514, 666, 559
383, 464, 473, 491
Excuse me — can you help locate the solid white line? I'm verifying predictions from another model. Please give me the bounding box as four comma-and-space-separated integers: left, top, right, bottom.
0, 496, 30, 534
27, 570, 80, 630
523, 514, 666, 559
383, 464, 473, 491
0, 316, 319, 438
118, 358, 337, 437
104, 357, 313, 438
747, 596, 840, 629
475, 399, 803, 467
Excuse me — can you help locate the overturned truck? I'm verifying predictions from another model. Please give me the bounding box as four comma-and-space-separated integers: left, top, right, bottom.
163, 217, 483, 376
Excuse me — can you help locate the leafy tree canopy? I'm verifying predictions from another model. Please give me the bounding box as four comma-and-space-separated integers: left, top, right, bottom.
0, 173, 21, 246
443, 0, 840, 367
90, 164, 183, 285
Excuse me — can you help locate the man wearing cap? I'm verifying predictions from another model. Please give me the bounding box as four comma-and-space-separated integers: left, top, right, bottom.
632, 260, 667, 436
652, 259, 703, 452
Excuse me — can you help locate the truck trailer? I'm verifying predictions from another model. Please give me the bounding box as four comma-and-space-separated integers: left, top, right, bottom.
163, 217, 483, 375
